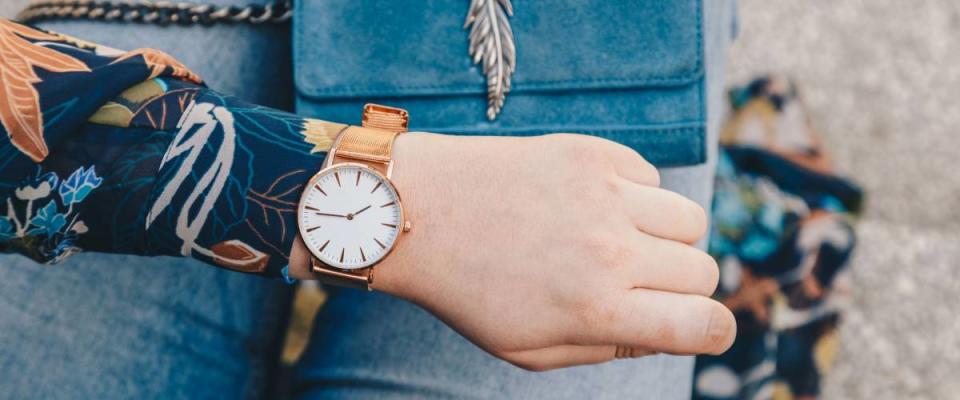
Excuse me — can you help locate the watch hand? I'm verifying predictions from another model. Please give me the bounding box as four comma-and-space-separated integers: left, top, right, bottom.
343, 205, 372, 221
315, 212, 346, 218
352, 205, 372, 216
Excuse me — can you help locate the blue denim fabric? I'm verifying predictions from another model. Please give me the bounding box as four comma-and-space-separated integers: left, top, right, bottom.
293, 0, 738, 398
0, 0, 736, 398
294, 0, 707, 167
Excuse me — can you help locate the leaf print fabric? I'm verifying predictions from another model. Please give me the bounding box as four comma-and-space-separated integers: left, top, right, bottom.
59, 166, 103, 206
109, 48, 202, 84
30, 201, 66, 236
0, 19, 90, 162
0, 217, 13, 241
1, 166, 101, 263
0, 19, 342, 278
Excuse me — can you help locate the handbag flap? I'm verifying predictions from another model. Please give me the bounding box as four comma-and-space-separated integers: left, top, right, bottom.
294, 0, 703, 98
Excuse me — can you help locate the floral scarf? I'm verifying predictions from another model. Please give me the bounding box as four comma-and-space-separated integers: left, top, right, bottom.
693, 77, 864, 400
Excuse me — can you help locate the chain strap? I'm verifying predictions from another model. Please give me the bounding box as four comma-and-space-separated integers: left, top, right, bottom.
16, 0, 293, 26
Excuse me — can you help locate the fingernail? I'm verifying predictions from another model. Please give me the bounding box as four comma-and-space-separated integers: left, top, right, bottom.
706, 307, 736, 354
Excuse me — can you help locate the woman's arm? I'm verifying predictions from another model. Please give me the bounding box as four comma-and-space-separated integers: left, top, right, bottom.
1, 18, 327, 277
0, 19, 735, 370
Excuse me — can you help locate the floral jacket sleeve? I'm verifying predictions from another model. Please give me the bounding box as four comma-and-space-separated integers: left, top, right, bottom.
0, 19, 343, 279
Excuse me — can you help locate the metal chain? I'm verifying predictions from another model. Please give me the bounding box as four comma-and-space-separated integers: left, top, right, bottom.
16, 0, 293, 26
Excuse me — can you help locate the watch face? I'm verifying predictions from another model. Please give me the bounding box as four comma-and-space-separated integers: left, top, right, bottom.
298, 164, 403, 270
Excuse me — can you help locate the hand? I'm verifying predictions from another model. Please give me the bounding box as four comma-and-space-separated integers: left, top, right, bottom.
290, 133, 735, 371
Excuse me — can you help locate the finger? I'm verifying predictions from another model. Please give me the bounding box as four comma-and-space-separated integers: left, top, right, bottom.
613, 346, 659, 359
579, 289, 736, 356
630, 232, 719, 296
553, 134, 659, 186
604, 141, 660, 187
502, 345, 657, 371
621, 180, 708, 244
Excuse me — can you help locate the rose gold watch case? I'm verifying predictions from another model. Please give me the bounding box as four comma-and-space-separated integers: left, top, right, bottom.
296, 161, 407, 287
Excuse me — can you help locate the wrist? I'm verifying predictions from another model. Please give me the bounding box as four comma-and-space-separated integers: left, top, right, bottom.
287, 132, 435, 297
366, 132, 432, 297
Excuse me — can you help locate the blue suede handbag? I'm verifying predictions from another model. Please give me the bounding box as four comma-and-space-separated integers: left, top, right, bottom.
294, 0, 706, 167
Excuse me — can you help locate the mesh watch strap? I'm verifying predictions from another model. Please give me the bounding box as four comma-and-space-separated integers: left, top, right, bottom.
332, 104, 409, 176
312, 257, 373, 290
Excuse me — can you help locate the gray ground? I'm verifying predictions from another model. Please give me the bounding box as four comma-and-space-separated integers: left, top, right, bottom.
3, 1, 958, 399
728, 1, 960, 399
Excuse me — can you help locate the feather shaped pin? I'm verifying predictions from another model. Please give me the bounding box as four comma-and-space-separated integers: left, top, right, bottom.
465, 0, 516, 121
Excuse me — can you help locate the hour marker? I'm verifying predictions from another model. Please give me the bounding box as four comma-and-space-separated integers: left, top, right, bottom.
356, 170, 362, 186
339, 248, 345, 263
319, 240, 330, 252
305, 205, 320, 211
314, 184, 326, 196
334, 172, 341, 187
381, 223, 397, 228
380, 201, 395, 208
374, 238, 386, 249
359, 247, 367, 262
370, 182, 382, 194
306, 225, 321, 232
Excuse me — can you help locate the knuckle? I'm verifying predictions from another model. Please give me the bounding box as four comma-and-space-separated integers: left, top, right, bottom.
572, 292, 619, 329
604, 175, 625, 197
596, 296, 625, 326
625, 149, 660, 187
694, 252, 720, 296
569, 292, 596, 319
581, 233, 632, 271
578, 297, 620, 331
576, 147, 608, 169
679, 200, 708, 241
579, 232, 608, 256
690, 203, 709, 238
561, 138, 609, 169
576, 183, 609, 210
646, 165, 662, 187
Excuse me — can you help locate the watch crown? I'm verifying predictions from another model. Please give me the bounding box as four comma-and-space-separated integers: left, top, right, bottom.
403, 221, 412, 232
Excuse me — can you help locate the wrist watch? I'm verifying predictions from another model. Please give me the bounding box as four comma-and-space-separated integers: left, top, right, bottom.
297, 104, 411, 290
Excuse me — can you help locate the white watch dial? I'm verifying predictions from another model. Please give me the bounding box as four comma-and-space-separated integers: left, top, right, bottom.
298, 164, 402, 270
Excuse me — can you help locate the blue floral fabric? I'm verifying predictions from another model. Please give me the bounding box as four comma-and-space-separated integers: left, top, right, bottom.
0, 19, 345, 278
1, 166, 101, 263
693, 78, 864, 400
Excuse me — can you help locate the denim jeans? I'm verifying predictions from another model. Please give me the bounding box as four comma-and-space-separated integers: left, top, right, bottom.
0, 0, 736, 398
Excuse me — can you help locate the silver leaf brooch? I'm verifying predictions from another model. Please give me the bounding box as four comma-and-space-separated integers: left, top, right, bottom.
465, 0, 516, 121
